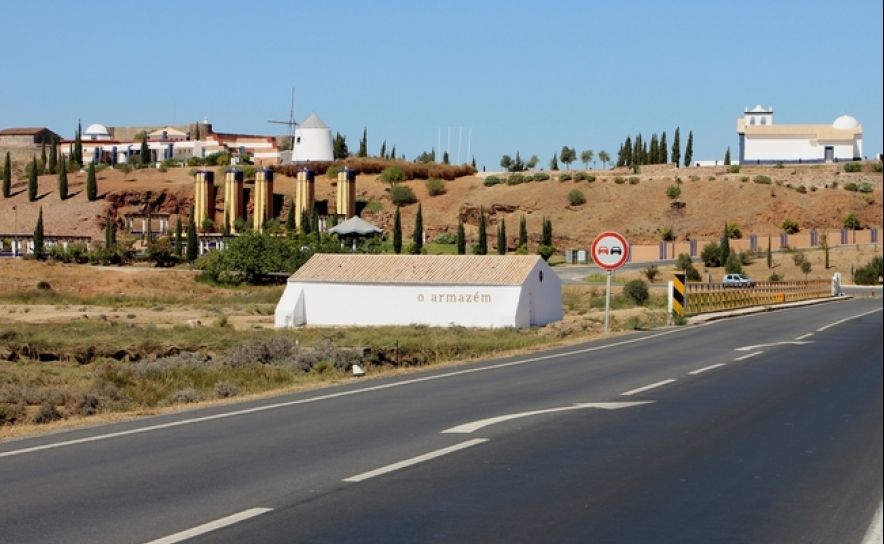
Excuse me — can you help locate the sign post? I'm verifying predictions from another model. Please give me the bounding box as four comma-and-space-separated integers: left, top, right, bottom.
590, 231, 630, 333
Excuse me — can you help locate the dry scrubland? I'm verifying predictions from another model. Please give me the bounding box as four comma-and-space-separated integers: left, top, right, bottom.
0, 159, 882, 438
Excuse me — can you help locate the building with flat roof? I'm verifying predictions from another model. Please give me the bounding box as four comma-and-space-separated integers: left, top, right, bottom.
737, 105, 863, 165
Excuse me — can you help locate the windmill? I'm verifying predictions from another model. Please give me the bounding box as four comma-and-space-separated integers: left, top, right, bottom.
268, 88, 298, 164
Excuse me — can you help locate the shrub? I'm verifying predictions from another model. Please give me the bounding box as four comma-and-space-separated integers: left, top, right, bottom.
379, 165, 407, 184
558, 172, 572, 182
426, 177, 446, 196
36, 280, 52, 290
684, 263, 702, 282
532, 172, 550, 182
729, 165, 741, 173
775, 162, 785, 169
843, 162, 862, 173
665, 185, 682, 199
870, 163, 883, 173
854, 255, 883, 285
843, 182, 859, 192
792, 251, 805, 266
622, 279, 650, 306
628, 176, 640, 185
389, 184, 417, 205
781, 218, 799, 234
642, 265, 660, 283
740, 176, 749, 182
842, 213, 860, 230
724, 252, 743, 274
753, 175, 772, 184
483, 175, 501, 186
573, 172, 589, 181
613, 176, 625, 184
796, 185, 807, 194
700, 242, 721, 267
676, 253, 693, 272
739, 251, 754, 266
661, 226, 675, 241
769, 272, 783, 282
726, 223, 742, 239
506, 173, 528, 185
214, 381, 242, 399
433, 232, 456, 244
688, 175, 700, 181
567, 189, 586, 205
857, 182, 873, 193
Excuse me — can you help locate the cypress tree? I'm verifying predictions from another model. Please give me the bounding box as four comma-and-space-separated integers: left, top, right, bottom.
358, 128, 368, 157
724, 147, 731, 166
518, 214, 528, 250
412, 203, 423, 252
300, 208, 311, 234
73, 120, 83, 167
310, 208, 319, 234
41, 141, 47, 174
58, 158, 68, 200
105, 212, 113, 249
497, 217, 506, 255
671, 128, 681, 168
549, 153, 559, 171
720, 223, 730, 268
33, 207, 44, 258
477, 207, 487, 255
28, 156, 38, 201
186, 215, 198, 263
285, 197, 296, 231
660, 132, 668, 164
140, 135, 150, 167
328, 214, 338, 228
49, 136, 58, 175
650, 134, 659, 165
175, 217, 183, 257
456, 219, 465, 255
392, 205, 402, 254
222, 210, 230, 237
684, 131, 694, 167
86, 162, 97, 201
541, 217, 553, 246
3, 152, 10, 198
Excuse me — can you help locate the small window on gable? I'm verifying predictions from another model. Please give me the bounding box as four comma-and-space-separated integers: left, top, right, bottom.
750, 117, 756, 125
760, 117, 767, 125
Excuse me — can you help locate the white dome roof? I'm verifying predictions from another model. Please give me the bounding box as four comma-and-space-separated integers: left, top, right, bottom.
84, 123, 110, 136
833, 115, 858, 129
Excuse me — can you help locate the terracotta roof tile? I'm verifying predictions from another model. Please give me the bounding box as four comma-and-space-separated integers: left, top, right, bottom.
290, 254, 545, 285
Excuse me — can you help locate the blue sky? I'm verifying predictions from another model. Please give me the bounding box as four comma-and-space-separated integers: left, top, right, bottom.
2, 0, 881, 169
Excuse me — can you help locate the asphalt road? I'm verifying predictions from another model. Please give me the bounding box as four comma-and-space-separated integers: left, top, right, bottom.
1, 298, 881, 544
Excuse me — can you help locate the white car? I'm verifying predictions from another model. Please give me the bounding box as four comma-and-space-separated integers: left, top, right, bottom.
722, 273, 756, 288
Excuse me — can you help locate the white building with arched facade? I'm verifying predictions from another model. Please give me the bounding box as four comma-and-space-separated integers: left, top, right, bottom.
737, 105, 863, 165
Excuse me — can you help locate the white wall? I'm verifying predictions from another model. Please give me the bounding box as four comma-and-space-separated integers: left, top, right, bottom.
290, 127, 333, 162
744, 135, 861, 162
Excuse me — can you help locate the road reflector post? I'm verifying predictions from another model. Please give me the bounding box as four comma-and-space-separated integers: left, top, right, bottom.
672, 273, 686, 317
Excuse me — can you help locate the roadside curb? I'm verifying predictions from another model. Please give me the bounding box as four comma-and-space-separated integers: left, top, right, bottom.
686, 295, 854, 325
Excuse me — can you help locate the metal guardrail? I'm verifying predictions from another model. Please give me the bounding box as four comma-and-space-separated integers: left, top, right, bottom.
685, 280, 832, 315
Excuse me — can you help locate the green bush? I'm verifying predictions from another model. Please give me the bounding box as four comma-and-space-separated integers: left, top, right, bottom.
700, 242, 721, 267
869, 162, 883, 173
781, 218, 799, 234
724, 252, 743, 274
853, 256, 883, 285
628, 176, 640, 185
843, 162, 862, 173
665, 185, 682, 199
726, 223, 742, 239
622, 279, 650, 306
389, 184, 417, 205
532, 172, 550, 182
729, 165, 741, 173
433, 232, 456, 244
661, 226, 675, 242
558, 172, 572, 182
567, 189, 586, 205
642, 265, 660, 283
769, 272, 783, 282
796, 185, 807, 194
753, 175, 772, 184
379, 165, 407, 184
506, 173, 528, 185
613, 176, 625, 184
740, 176, 749, 182
426, 177, 446, 196
857, 182, 873, 193
842, 213, 860, 230
843, 182, 859, 192
573, 172, 590, 181
483, 175, 501, 186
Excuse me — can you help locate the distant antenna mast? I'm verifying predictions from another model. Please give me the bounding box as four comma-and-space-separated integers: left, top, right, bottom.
268, 88, 297, 162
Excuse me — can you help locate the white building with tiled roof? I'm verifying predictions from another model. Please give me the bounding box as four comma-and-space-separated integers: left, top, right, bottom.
274, 254, 563, 329
737, 105, 863, 165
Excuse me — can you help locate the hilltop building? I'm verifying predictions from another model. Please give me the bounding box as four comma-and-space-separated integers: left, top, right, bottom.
737, 105, 863, 165
281, 113, 334, 163
274, 254, 563, 329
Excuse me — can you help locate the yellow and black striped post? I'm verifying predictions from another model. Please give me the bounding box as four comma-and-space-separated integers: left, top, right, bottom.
672, 273, 686, 317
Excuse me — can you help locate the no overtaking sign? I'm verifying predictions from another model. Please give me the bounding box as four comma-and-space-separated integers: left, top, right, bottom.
591, 231, 630, 271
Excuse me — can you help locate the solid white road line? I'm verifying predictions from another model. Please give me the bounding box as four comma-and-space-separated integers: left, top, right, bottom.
795, 333, 814, 340
862, 501, 883, 544
689, 363, 726, 375
734, 351, 763, 361
1, 328, 689, 458
817, 307, 882, 332
343, 439, 488, 483
144, 508, 272, 544
620, 379, 677, 397
442, 402, 653, 434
